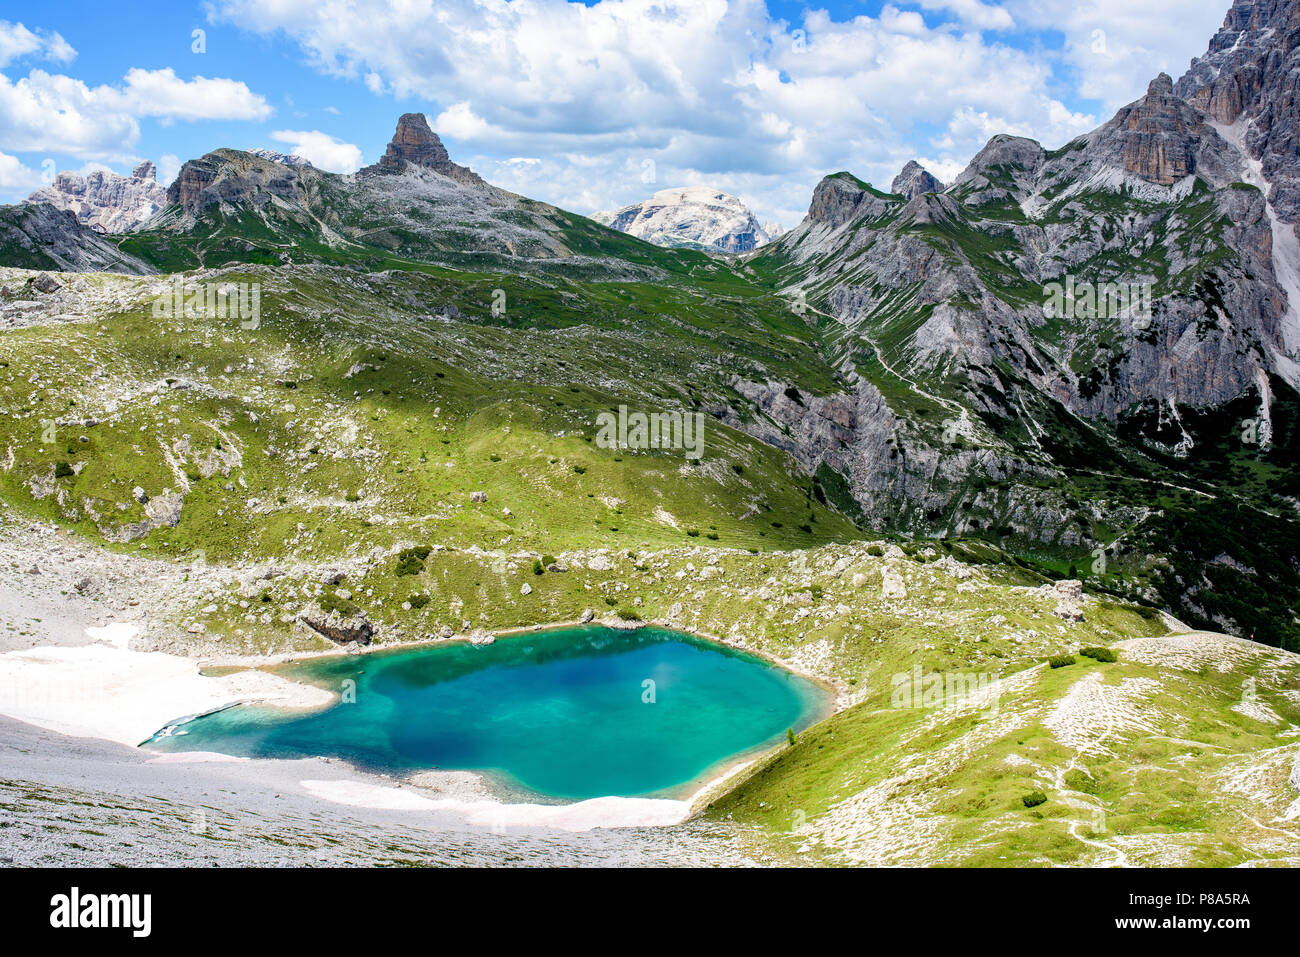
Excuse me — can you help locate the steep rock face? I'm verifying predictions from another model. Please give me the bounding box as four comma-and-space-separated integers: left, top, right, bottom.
26, 162, 168, 233
806, 173, 895, 230
1090, 74, 1240, 187
593, 186, 772, 253
891, 161, 944, 199
738, 7, 1300, 565
0, 203, 153, 273
166, 149, 319, 218
366, 113, 484, 186
1177, 0, 1300, 221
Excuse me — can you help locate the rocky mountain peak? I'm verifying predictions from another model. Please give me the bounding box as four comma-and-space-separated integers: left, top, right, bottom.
1088, 70, 1241, 187
891, 161, 944, 200
593, 186, 773, 253
167, 149, 313, 217
806, 173, 895, 230
369, 113, 484, 186
247, 148, 312, 169
948, 135, 1045, 205
1177, 0, 1300, 222
1147, 72, 1175, 98
25, 162, 168, 233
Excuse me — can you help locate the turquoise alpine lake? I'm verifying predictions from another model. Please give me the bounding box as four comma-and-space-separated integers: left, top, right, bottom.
144, 625, 831, 800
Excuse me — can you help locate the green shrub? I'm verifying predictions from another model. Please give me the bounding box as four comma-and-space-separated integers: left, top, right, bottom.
786, 727, 797, 747
616, 607, 642, 621
1080, 646, 1118, 663
1022, 791, 1047, 808
532, 558, 544, 575
395, 545, 432, 576
54, 461, 74, 478
1048, 654, 1076, 669
541, 554, 556, 567
344, 492, 361, 502
572, 465, 586, 474
407, 594, 430, 609
319, 592, 360, 618
686, 528, 700, 537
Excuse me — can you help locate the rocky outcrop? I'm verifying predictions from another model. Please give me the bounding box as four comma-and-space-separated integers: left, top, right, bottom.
300, 609, 373, 645
0, 203, 153, 274
891, 161, 944, 200
247, 148, 313, 169
1177, 0, 1300, 222
948, 135, 1045, 205
1088, 73, 1241, 187
167, 149, 317, 217
26, 162, 168, 233
593, 186, 774, 253
806, 173, 897, 230
366, 113, 484, 186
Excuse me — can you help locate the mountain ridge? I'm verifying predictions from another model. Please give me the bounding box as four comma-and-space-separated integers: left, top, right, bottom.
0, 0, 1297, 649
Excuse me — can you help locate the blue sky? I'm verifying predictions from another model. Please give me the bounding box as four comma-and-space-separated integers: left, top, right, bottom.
0, 1, 1228, 226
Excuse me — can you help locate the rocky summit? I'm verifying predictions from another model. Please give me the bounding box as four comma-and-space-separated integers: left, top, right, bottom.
594, 186, 775, 253
25, 160, 168, 233
367, 112, 484, 186
891, 160, 945, 199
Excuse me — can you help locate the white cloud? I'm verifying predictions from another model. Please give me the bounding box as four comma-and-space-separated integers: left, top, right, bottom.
913, 0, 1016, 31
117, 68, 272, 121
0, 70, 139, 158
203, 0, 1222, 228
0, 20, 74, 68
1004, 0, 1226, 112
0, 67, 271, 159
158, 153, 181, 187
209, 0, 1105, 227
271, 128, 363, 172
0, 149, 44, 190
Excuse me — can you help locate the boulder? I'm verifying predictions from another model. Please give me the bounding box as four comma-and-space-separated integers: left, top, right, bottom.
300, 610, 374, 645
1054, 579, 1084, 600
881, 568, 907, 599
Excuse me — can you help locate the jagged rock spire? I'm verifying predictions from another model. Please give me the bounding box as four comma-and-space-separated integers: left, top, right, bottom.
369, 113, 484, 186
